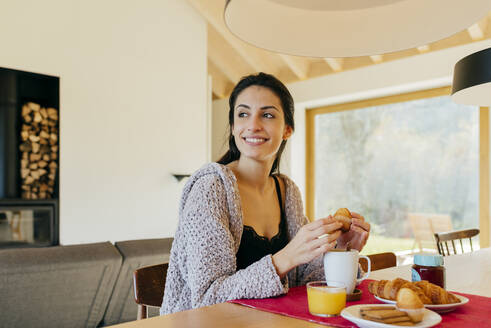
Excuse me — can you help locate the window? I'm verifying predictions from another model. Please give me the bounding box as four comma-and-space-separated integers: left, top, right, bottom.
306, 87, 486, 254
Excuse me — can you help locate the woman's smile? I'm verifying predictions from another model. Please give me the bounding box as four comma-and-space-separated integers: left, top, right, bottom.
243, 136, 269, 146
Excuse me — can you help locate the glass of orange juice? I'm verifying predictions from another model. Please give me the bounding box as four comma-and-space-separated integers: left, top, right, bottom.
306, 281, 347, 317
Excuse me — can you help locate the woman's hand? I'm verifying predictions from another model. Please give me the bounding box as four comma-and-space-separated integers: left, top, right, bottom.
335, 212, 370, 252
272, 218, 342, 278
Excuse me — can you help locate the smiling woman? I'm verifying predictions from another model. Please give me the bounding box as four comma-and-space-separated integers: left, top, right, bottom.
160, 73, 370, 315
218, 73, 295, 175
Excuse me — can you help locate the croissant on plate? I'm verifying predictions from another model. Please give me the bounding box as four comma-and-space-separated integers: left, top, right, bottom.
368, 278, 431, 304
413, 280, 460, 304
396, 288, 425, 323
368, 278, 460, 305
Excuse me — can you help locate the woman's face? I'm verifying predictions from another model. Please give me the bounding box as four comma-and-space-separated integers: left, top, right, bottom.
232, 86, 292, 164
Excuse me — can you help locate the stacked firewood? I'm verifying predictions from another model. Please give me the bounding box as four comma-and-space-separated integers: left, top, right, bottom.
19, 102, 58, 199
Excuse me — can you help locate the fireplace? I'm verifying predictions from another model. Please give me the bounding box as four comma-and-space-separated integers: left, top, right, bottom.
0, 67, 59, 248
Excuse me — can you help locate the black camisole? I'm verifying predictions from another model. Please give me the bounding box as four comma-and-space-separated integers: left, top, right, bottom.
236, 175, 289, 270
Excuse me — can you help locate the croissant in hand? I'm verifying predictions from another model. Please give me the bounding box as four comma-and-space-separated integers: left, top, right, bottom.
368, 278, 460, 305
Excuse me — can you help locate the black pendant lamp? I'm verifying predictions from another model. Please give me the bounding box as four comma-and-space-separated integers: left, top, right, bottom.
452, 47, 491, 106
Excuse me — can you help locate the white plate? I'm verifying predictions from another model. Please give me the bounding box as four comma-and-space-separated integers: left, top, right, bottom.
373, 294, 469, 313
341, 304, 442, 328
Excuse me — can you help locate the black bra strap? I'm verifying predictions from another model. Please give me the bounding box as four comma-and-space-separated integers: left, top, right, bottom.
272, 175, 285, 217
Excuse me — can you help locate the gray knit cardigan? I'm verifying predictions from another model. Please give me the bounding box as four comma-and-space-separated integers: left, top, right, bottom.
160, 162, 324, 315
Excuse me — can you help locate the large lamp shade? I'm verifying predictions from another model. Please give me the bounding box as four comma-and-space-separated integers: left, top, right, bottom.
452, 47, 491, 106
224, 0, 491, 58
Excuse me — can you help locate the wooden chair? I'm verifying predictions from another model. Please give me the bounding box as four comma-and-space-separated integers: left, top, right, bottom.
133, 263, 168, 320
408, 213, 453, 252
359, 252, 397, 272
434, 228, 480, 256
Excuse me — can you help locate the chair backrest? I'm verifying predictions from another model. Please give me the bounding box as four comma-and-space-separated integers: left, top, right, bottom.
434, 228, 480, 256
133, 263, 169, 320
102, 238, 173, 325
408, 213, 453, 251
359, 252, 397, 272
428, 215, 454, 234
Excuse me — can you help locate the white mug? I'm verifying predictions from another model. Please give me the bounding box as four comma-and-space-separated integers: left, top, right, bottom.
323, 249, 371, 294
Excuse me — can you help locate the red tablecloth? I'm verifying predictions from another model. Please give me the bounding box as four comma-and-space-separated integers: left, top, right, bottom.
229, 280, 491, 327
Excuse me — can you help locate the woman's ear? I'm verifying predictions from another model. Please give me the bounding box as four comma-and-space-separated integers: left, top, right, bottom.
283, 125, 293, 140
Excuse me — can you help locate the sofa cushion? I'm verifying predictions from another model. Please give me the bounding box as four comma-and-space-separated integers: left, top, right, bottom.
102, 238, 172, 326
0, 242, 122, 328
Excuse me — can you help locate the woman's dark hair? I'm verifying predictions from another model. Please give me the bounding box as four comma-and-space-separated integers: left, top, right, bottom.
217, 72, 295, 175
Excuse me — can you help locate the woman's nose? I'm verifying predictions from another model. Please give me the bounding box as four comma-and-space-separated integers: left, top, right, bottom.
247, 114, 263, 131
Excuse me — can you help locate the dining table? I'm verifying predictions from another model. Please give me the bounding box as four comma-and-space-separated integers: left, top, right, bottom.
111, 247, 491, 328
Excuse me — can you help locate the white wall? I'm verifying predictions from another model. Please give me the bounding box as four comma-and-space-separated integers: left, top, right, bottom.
0, 0, 208, 244
212, 98, 229, 161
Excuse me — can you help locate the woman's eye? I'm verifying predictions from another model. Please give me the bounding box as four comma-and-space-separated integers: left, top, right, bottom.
238, 112, 248, 118
264, 112, 274, 118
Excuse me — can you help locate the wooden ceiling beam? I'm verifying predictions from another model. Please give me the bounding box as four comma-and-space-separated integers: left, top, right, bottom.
207, 60, 234, 99
278, 54, 310, 80
324, 58, 344, 72
430, 29, 476, 51
370, 55, 383, 64
208, 24, 251, 84
417, 45, 430, 53
467, 16, 488, 40
187, 0, 271, 73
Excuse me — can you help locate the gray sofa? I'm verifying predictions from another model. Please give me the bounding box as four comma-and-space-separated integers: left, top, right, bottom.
102, 238, 173, 325
0, 238, 172, 328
